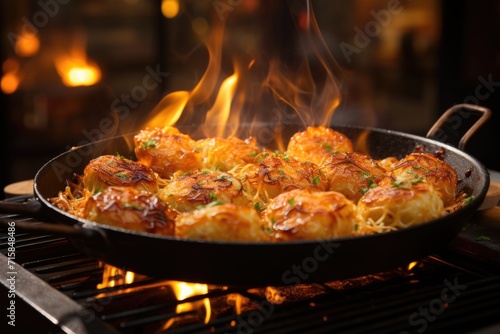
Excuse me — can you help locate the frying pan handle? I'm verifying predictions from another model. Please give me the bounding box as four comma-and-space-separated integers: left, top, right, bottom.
0, 200, 42, 215
0, 217, 105, 241
426, 103, 491, 150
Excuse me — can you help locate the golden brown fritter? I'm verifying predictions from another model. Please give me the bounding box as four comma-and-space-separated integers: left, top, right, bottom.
158, 169, 249, 212
357, 182, 444, 229
230, 154, 328, 210
377, 157, 399, 172
134, 126, 202, 178
388, 153, 458, 207
286, 126, 353, 166
175, 203, 271, 242
262, 189, 357, 241
83, 186, 176, 235
320, 152, 388, 202
83, 155, 158, 194
195, 136, 261, 171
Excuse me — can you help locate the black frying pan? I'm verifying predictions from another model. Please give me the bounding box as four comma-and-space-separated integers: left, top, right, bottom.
0, 104, 492, 286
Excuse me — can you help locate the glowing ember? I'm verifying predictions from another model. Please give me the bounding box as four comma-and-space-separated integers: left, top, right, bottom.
407, 261, 418, 271
265, 286, 286, 304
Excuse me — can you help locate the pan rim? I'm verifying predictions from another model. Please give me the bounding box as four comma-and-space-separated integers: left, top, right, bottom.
33, 123, 490, 246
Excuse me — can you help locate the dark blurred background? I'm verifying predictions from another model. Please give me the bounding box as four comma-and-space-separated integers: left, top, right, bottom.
1, 0, 499, 199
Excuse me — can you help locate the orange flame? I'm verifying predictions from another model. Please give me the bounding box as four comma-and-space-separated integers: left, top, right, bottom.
163, 281, 211, 329
97, 264, 135, 290
144, 1, 343, 145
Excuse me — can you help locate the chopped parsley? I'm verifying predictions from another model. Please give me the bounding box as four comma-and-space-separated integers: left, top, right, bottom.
256, 152, 270, 163
360, 171, 371, 179
116, 172, 128, 180
263, 226, 274, 234
311, 175, 320, 186
123, 203, 144, 210
254, 202, 262, 212
410, 176, 424, 185
391, 180, 405, 188
463, 196, 475, 206
322, 143, 333, 154
287, 198, 296, 205
216, 174, 230, 181
475, 236, 491, 241
209, 191, 217, 201
141, 139, 157, 149
116, 152, 126, 160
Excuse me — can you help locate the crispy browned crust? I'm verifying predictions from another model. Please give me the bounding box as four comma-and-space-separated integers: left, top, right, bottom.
388, 153, 458, 207
286, 126, 353, 166
232, 155, 328, 209
263, 189, 357, 241
158, 169, 249, 212
83, 186, 176, 235
134, 126, 202, 178
83, 155, 158, 193
321, 152, 388, 202
175, 203, 271, 241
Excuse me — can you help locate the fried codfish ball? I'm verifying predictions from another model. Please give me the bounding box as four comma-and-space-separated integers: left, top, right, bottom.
286, 126, 353, 166
389, 152, 458, 207
83, 186, 176, 235
230, 154, 328, 209
82, 155, 158, 193
134, 126, 202, 178
377, 157, 399, 172
175, 204, 271, 242
158, 169, 249, 212
320, 152, 388, 203
357, 182, 444, 229
262, 189, 357, 241
195, 136, 261, 171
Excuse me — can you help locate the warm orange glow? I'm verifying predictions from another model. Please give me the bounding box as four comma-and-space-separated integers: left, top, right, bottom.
147, 91, 190, 128
97, 265, 136, 289
202, 73, 239, 137
145, 1, 343, 147
1, 72, 20, 94
408, 261, 418, 271
55, 40, 101, 87
15, 32, 40, 57
163, 281, 211, 329
162, 0, 180, 18
227, 293, 244, 315
192, 17, 209, 37
265, 286, 286, 304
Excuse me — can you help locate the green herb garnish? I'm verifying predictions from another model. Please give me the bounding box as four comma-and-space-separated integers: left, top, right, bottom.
141, 139, 157, 149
